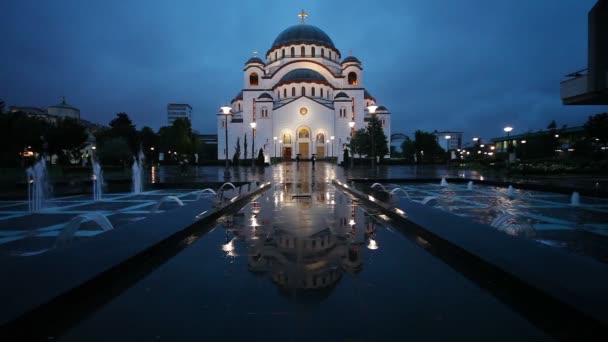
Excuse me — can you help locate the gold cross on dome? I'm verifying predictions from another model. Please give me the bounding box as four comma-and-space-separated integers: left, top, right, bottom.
298, 9, 308, 24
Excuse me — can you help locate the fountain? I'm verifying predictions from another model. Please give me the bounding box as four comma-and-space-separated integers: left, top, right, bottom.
195, 188, 218, 200
132, 153, 143, 194
56, 212, 114, 248
218, 182, 236, 192
491, 213, 534, 237
389, 188, 411, 199
371, 183, 387, 191
26, 158, 48, 213
467, 181, 473, 190
152, 196, 185, 212
507, 185, 515, 197
92, 160, 103, 201
570, 192, 580, 206
420, 196, 438, 206
440, 178, 448, 187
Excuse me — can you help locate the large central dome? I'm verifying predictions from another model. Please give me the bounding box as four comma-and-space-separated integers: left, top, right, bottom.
271, 25, 335, 50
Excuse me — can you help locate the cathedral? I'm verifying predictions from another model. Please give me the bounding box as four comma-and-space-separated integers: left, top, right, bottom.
217, 11, 391, 163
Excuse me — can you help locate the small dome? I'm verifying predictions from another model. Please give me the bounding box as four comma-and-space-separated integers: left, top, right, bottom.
245, 57, 265, 65
375, 105, 389, 113
231, 91, 243, 103
277, 69, 329, 86
271, 25, 336, 51
341, 56, 361, 64
258, 92, 273, 100
334, 92, 349, 99
48, 97, 78, 110
364, 90, 376, 101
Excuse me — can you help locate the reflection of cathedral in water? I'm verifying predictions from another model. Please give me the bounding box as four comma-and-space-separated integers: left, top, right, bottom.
223, 176, 377, 295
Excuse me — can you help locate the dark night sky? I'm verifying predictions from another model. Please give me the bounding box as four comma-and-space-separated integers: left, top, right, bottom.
1, 0, 606, 142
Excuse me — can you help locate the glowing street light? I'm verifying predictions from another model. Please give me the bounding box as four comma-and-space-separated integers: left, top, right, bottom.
250, 122, 257, 166
367, 105, 379, 167
220, 104, 232, 179
330, 136, 335, 157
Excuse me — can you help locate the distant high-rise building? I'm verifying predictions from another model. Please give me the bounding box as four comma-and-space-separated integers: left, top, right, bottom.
167, 103, 192, 125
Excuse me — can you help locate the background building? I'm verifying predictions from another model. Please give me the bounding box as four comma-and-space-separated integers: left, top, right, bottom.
560, 0, 608, 105
217, 12, 391, 163
167, 103, 192, 125
47, 97, 80, 120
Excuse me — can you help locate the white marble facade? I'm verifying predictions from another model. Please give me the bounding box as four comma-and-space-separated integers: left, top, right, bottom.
218, 13, 391, 163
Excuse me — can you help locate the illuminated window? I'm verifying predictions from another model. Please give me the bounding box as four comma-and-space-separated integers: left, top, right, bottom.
316, 133, 325, 143
348, 72, 358, 85
283, 134, 292, 143
249, 72, 259, 86
298, 128, 310, 139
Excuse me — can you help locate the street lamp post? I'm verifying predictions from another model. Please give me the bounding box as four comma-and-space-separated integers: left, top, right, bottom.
348, 121, 355, 167
150, 147, 154, 165
250, 122, 257, 166
330, 136, 335, 158
504, 126, 513, 168
445, 135, 451, 166
367, 105, 378, 167
273, 136, 277, 159
279, 139, 283, 161
220, 105, 232, 179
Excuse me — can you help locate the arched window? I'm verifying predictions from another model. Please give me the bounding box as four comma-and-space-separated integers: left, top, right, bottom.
320, 88, 324, 97
348, 72, 358, 85
311, 47, 315, 57
261, 107, 268, 118
298, 128, 310, 139
301, 46, 305, 56
238, 103, 241, 111
321, 48, 325, 58
283, 134, 292, 144
312, 87, 315, 97
274, 51, 277, 60
291, 87, 295, 97
290, 47, 294, 57
316, 133, 325, 143
301, 87, 306, 96
283, 89, 287, 98
249, 72, 259, 86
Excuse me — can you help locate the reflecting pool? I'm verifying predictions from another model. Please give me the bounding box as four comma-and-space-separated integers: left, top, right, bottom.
60, 181, 552, 341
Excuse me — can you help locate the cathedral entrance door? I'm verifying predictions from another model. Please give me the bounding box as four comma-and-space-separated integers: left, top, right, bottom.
316, 146, 325, 158
283, 147, 292, 160
299, 142, 309, 159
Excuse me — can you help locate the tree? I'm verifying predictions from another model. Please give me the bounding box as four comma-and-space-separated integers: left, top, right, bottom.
243, 133, 248, 160
158, 118, 198, 160
140, 126, 159, 162
46, 117, 88, 165
413, 130, 445, 163
349, 129, 368, 159
0, 112, 49, 166
97, 137, 132, 165
366, 115, 389, 160
585, 113, 608, 145
256, 148, 265, 166
233, 136, 241, 166
108, 113, 138, 153
401, 138, 416, 163
547, 120, 557, 130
